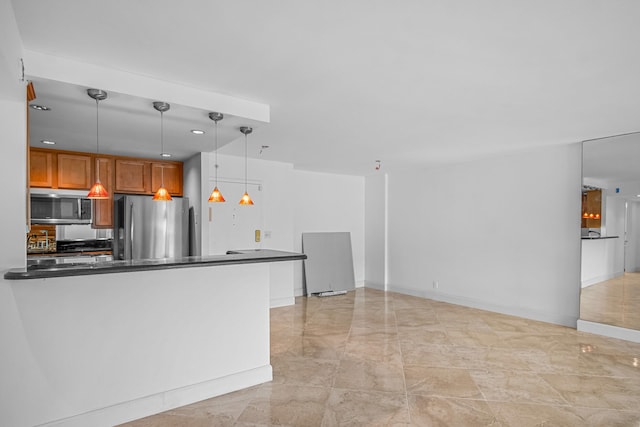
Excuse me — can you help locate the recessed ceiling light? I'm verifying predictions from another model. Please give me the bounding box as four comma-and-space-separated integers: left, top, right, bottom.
30, 104, 51, 111
41, 140, 56, 145
161, 153, 172, 158
190, 129, 205, 135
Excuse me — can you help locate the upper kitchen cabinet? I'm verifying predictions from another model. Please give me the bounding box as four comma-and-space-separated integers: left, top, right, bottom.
581, 189, 602, 229
151, 162, 183, 196
57, 153, 92, 189
30, 149, 93, 190
29, 148, 56, 188
30, 148, 184, 198
114, 159, 151, 194
114, 158, 183, 196
93, 156, 115, 228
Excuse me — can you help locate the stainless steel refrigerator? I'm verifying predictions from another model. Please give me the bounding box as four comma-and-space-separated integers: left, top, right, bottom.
113, 195, 189, 260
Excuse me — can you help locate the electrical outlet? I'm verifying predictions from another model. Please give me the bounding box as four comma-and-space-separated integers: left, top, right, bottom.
433, 280, 439, 289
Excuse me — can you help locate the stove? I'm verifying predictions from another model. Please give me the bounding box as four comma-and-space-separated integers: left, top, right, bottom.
55, 238, 113, 254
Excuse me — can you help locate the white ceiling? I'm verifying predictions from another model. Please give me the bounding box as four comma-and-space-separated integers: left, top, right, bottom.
26, 77, 265, 161
11, 0, 640, 175
583, 132, 640, 200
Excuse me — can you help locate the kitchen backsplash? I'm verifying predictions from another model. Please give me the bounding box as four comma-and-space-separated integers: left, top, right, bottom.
56, 224, 113, 240
27, 224, 56, 253
27, 224, 113, 254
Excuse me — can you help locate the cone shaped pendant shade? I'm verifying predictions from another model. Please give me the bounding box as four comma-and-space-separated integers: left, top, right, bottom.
208, 112, 226, 202
87, 89, 109, 199
153, 101, 172, 201
239, 126, 254, 205
87, 180, 109, 199
239, 191, 254, 205
153, 186, 173, 201
208, 187, 226, 202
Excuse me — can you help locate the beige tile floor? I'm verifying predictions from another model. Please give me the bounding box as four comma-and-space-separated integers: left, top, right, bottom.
580, 272, 640, 330
120, 288, 640, 426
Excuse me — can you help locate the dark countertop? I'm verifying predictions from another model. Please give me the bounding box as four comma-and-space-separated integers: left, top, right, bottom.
581, 236, 619, 240
5, 249, 306, 280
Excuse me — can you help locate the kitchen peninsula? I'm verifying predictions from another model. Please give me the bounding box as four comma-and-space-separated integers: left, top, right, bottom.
581, 235, 621, 288
5, 249, 305, 279
5, 249, 305, 427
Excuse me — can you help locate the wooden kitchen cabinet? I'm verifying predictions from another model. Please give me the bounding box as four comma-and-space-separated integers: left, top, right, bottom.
29, 148, 184, 199
115, 159, 183, 196
57, 153, 92, 189
151, 162, 183, 196
114, 159, 151, 194
581, 189, 602, 228
93, 156, 114, 228
29, 149, 56, 188
30, 149, 93, 190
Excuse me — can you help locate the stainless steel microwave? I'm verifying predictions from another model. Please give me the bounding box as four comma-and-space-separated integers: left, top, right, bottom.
30, 189, 92, 224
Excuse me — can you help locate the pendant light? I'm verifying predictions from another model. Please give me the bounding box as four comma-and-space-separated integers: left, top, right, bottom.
86, 89, 109, 199
152, 101, 173, 201
208, 112, 226, 202
239, 126, 254, 205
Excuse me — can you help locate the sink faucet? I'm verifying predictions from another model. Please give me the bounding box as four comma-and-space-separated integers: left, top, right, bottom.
588, 230, 601, 237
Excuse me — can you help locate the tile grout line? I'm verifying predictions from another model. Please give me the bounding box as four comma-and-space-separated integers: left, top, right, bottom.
389, 291, 413, 424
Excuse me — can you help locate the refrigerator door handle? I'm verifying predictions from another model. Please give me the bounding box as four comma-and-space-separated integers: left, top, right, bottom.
129, 201, 134, 259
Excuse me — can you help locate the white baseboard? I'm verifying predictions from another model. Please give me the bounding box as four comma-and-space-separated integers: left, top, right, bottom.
581, 270, 624, 288
365, 281, 385, 291
577, 320, 640, 343
42, 365, 273, 427
270, 296, 295, 308
388, 285, 578, 328
355, 280, 365, 288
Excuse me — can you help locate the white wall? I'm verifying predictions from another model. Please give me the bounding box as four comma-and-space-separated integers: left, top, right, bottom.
195, 153, 366, 301
365, 172, 387, 290
198, 153, 366, 299
245, 156, 296, 306
201, 152, 295, 255
386, 143, 582, 327
626, 201, 640, 272
198, 152, 297, 306
0, 107, 32, 427
605, 194, 626, 274
6, 265, 272, 427
0, 0, 22, 94
293, 170, 365, 295
581, 238, 624, 287
0, 1, 32, 425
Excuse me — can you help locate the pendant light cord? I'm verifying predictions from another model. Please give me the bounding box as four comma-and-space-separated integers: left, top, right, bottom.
215, 120, 219, 186
95, 98, 100, 179
95, 98, 100, 154
244, 132, 248, 192
160, 110, 165, 187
